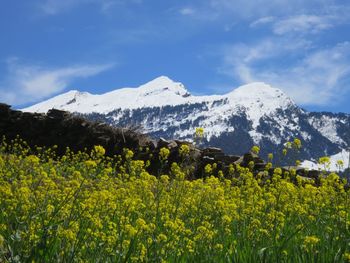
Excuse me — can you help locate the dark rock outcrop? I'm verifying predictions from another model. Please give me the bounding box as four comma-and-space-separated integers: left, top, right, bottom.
0, 104, 155, 157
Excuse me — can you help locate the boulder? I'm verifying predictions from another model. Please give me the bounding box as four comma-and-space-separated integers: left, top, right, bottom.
214, 155, 240, 163
0, 103, 11, 117
158, 137, 170, 148
202, 147, 223, 153
167, 140, 178, 149
47, 109, 69, 119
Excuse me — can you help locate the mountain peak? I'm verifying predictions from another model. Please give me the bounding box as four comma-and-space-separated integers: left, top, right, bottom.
145, 76, 175, 86
138, 76, 190, 98
230, 82, 284, 96
228, 82, 294, 107
22, 78, 294, 115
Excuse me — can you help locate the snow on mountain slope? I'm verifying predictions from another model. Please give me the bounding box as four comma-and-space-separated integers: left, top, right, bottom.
22, 76, 350, 166
307, 114, 346, 146
23, 90, 93, 113
23, 76, 194, 113
22, 76, 296, 142
227, 83, 294, 127
23, 76, 294, 122
301, 149, 349, 171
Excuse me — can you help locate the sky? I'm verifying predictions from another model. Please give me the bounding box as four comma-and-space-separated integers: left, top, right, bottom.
1, 0, 350, 113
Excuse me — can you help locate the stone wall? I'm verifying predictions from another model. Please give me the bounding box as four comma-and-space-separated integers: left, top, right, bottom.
0, 103, 154, 156
0, 103, 321, 182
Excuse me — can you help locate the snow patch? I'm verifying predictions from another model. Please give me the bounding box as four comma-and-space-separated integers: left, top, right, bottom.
308, 115, 345, 145
301, 149, 350, 171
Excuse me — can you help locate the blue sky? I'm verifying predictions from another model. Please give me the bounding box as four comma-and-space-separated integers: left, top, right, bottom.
1, 0, 350, 112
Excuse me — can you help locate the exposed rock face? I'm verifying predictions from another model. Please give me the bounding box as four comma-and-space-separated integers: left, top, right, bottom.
0, 103, 322, 181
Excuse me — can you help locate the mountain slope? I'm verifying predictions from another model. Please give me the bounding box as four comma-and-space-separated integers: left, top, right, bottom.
22, 76, 350, 167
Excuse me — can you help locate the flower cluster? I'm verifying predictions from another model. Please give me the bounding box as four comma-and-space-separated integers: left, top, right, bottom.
0, 139, 349, 262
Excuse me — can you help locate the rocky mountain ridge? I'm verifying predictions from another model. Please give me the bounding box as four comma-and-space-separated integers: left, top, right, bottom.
22, 76, 350, 168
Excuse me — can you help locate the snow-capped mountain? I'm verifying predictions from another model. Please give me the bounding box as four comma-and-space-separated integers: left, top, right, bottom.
22, 76, 350, 168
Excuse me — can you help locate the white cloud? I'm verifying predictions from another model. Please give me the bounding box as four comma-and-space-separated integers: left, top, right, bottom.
250, 14, 345, 35
0, 60, 114, 105
250, 16, 275, 28
177, 0, 350, 30
273, 15, 333, 35
222, 38, 310, 71
205, 0, 339, 19
221, 41, 350, 105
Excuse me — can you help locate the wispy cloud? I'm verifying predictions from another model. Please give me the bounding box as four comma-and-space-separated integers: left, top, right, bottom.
179, 7, 196, 16
39, 0, 143, 15
221, 38, 310, 74
177, 0, 349, 32
40, 0, 88, 15
195, 0, 350, 106
0, 59, 114, 105
273, 15, 334, 35
250, 14, 338, 35
207, 0, 294, 19
250, 16, 275, 28
179, 0, 341, 21
220, 40, 350, 105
